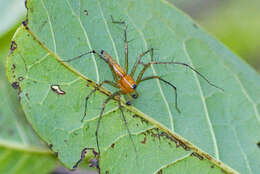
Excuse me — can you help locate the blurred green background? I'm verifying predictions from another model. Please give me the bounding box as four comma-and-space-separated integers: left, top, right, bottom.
0, 0, 259, 174
174, 0, 260, 72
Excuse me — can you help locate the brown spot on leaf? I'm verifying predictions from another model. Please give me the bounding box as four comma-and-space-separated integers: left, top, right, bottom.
11, 82, 22, 101
89, 158, 99, 169
84, 9, 88, 16
22, 19, 28, 29
18, 77, 24, 81
111, 143, 115, 148
10, 41, 17, 52
49, 144, 53, 150
141, 136, 147, 144
132, 114, 148, 124
51, 85, 66, 95
73, 148, 89, 169
257, 142, 260, 149
191, 152, 204, 160
55, 152, 58, 157
12, 64, 16, 70
88, 148, 100, 172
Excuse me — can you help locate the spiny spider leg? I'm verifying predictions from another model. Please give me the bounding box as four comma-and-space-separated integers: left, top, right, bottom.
64, 50, 119, 82
95, 91, 122, 154
117, 97, 137, 155
111, 16, 129, 73
130, 48, 154, 77
82, 80, 119, 122
138, 76, 180, 113
138, 61, 224, 91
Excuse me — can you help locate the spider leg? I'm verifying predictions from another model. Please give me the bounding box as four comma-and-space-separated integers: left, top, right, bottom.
64, 50, 119, 82
144, 61, 224, 91
82, 80, 119, 122
111, 16, 129, 74
130, 48, 154, 77
117, 97, 137, 155
95, 90, 122, 154
125, 93, 133, 105
138, 76, 180, 113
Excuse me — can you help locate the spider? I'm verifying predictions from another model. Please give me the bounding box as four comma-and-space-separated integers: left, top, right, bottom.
65, 16, 223, 155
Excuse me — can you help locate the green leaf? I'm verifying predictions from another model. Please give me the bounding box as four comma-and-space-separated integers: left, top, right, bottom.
6, 0, 260, 173
0, 28, 56, 174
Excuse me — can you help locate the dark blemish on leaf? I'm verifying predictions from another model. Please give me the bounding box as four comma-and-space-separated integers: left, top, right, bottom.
73, 132, 78, 136
111, 143, 115, 148
12, 82, 19, 89
192, 23, 198, 29
86, 83, 89, 87
87, 79, 92, 83
18, 77, 24, 81
88, 148, 100, 171
12, 64, 16, 70
64, 139, 68, 143
55, 152, 58, 157
105, 171, 109, 174
211, 165, 214, 168
84, 9, 88, 16
141, 136, 146, 144
51, 85, 66, 95
155, 131, 190, 151
49, 144, 53, 150
191, 152, 204, 160
89, 158, 99, 169
73, 148, 88, 169
132, 114, 148, 124
22, 19, 28, 29
25, 93, 30, 100
10, 41, 17, 52
25, 0, 28, 9
158, 169, 162, 174
257, 142, 260, 149
204, 153, 213, 161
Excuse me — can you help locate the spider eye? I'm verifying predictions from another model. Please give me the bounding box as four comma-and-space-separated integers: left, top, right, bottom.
132, 84, 137, 89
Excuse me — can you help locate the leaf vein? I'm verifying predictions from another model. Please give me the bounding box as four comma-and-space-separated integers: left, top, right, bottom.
65, 0, 100, 82
231, 126, 253, 174
153, 152, 192, 174
183, 39, 219, 160
41, 0, 56, 54
97, 0, 120, 63
124, 11, 175, 132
